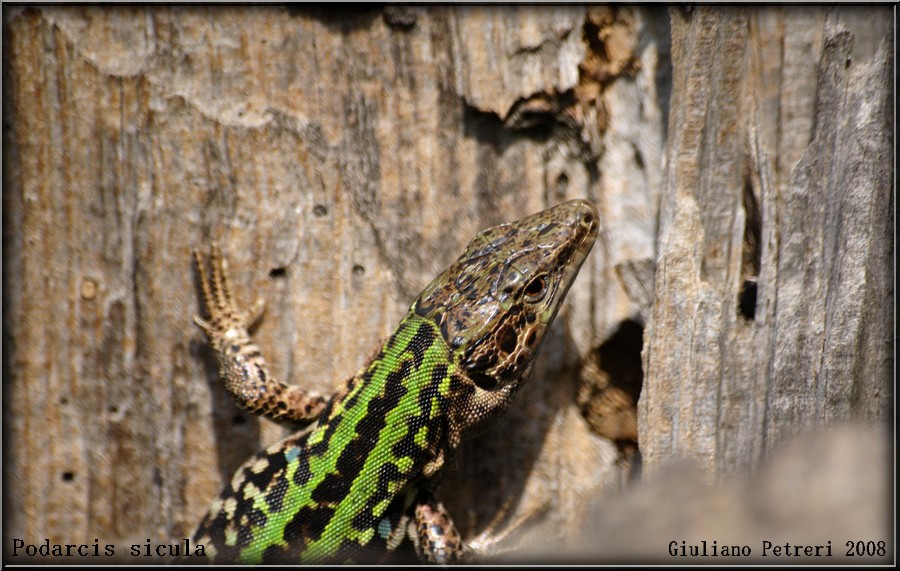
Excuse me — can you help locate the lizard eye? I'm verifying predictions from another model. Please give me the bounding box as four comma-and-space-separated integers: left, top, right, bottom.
523, 276, 546, 302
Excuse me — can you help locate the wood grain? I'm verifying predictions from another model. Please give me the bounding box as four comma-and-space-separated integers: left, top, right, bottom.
3, 5, 890, 563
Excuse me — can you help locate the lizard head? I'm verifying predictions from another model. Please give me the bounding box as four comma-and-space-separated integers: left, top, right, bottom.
414, 199, 598, 408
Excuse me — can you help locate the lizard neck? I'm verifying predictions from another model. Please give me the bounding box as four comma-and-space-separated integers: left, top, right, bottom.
316, 311, 457, 474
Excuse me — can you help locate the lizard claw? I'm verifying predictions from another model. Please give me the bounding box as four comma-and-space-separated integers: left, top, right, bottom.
193, 315, 214, 336
247, 298, 266, 329
466, 496, 553, 562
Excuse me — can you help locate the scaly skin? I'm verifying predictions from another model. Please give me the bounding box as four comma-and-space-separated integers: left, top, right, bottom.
190, 200, 598, 563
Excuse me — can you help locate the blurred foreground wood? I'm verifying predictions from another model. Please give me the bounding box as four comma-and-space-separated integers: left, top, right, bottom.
506, 424, 892, 563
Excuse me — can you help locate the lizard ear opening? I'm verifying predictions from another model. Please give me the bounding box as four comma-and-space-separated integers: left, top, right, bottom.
469, 370, 499, 391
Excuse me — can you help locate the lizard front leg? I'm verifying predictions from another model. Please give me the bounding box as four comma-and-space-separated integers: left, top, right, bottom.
193, 244, 327, 424
412, 488, 546, 564
411, 491, 469, 564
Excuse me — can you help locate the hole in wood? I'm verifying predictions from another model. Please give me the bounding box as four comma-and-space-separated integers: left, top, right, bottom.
739, 279, 758, 320
577, 319, 644, 456
739, 168, 762, 321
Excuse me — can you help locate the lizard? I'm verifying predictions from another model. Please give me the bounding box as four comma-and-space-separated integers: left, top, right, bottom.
189, 199, 598, 564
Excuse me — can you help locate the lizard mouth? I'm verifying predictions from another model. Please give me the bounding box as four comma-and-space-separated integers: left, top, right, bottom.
562, 199, 599, 265
542, 199, 599, 308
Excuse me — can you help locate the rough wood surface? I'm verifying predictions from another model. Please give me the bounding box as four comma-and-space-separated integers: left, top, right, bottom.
3, 5, 666, 561
3, 5, 892, 564
639, 6, 893, 482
